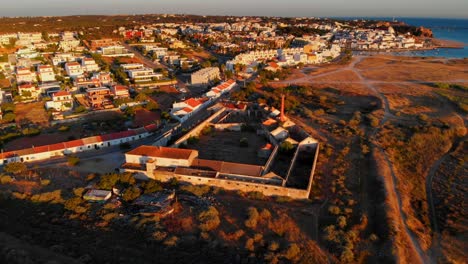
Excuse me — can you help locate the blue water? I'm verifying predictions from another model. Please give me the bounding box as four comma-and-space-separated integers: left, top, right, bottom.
395, 18, 468, 58
340, 17, 468, 58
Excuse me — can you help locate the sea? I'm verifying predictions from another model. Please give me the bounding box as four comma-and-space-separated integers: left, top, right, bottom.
344, 17, 468, 58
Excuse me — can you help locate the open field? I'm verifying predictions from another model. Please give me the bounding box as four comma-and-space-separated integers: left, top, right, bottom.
264, 55, 467, 263
14, 102, 49, 126
188, 130, 268, 166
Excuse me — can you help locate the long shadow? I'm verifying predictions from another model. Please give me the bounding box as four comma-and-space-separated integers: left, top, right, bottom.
0, 195, 240, 264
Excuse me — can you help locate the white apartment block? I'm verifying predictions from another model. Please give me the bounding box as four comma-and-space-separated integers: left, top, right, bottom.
81, 58, 100, 72
65, 62, 84, 78
16, 67, 35, 83
191, 67, 220, 86
127, 68, 163, 83
0, 33, 17, 46
52, 53, 76, 66
45, 91, 73, 111
37, 65, 55, 82
17, 32, 42, 45
59, 40, 81, 52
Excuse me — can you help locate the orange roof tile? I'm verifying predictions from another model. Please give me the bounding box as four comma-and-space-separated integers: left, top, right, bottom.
127, 146, 197, 160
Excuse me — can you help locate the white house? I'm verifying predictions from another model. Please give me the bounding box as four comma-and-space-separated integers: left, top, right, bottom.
16, 67, 35, 83
270, 127, 289, 141
65, 62, 84, 78
81, 58, 100, 72
45, 91, 73, 111
37, 65, 55, 82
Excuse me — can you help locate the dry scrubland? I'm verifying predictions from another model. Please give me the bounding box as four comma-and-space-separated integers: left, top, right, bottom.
266, 55, 467, 263
0, 55, 466, 263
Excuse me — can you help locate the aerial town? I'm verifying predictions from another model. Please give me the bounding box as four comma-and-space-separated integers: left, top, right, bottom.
0, 12, 466, 264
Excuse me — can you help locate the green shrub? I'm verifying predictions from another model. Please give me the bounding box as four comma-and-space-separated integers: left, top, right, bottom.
3, 162, 27, 175
198, 206, 220, 232
279, 141, 295, 154
122, 186, 141, 202
119, 142, 132, 150
67, 155, 80, 166
247, 191, 266, 200
187, 136, 199, 145
181, 184, 211, 197
0, 175, 13, 184
239, 137, 248, 147
142, 180, 163, 194
284, 243, 300, 260
244, 207, 259, 229
58, 125, 70, 132
22, 127, 41, 136
40, 179, 51, 186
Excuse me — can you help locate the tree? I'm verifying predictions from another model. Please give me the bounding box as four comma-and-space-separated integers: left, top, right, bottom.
122, 186, 141, 202
279, 141, 295, 154
244, 207, 259, 229
284, 243, 301, 260
198, 206, 220, 232
2, 113, 15, 122
145, 101, 159, 111
3, 162, 27, 175
67, 156, 80, 166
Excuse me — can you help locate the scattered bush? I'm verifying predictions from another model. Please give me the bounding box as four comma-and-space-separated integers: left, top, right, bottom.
163, 236, 178, 247
279, 141, 295, 154
269, 241, 280, 251
201, 125, 213, 135
198, 206, 220, 232
0, 175, 13, 184
181, 184, 211, 197
58, 125, 70, 132
247, 191, 266, 200
74, 105, 87, 114
239, 137, 248, 147
3, 162, 27, 175
122, 186, 141, 202
328, 205, 341, 215
40, 179, 51, 186
284, 243, 300, 260
142, 180, 163, 194
245, 238, 255, 251
22, 127, 41, 136
119, 142, 131, 150
187, 136, 199, 145
67, 155, 80, 166
245, 207, 259, 229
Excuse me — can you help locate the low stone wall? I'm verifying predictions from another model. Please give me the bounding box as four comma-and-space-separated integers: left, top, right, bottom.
172, 108, 225, 148
262, 144, 279, 175
213, 123, 243, 132
150, 169, 310, 199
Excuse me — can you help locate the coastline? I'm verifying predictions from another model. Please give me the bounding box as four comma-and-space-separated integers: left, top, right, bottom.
429, 38, 465, 49
352, 38, 465, 54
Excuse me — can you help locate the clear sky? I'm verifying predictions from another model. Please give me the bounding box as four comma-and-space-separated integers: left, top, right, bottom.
1, 0, 467, 18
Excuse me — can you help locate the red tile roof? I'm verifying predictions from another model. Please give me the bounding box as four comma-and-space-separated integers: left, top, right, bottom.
184, 98, 201, 108
53, 91, 71, 97
127, 146, 197, 160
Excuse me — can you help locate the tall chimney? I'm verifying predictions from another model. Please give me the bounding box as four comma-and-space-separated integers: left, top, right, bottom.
280, 94, 286, 122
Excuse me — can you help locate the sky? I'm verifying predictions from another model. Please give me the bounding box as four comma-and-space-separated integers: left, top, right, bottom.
0, 0, 467, 18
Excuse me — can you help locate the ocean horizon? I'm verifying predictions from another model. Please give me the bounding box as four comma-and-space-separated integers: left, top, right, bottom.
337, 17, 467, 58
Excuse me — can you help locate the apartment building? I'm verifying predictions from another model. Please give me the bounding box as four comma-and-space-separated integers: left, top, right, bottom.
16, 67, 35, 84
86, 87, 112, 108
65, 62, 84, 78
190, 67, 220, 86
81, 58, 100, 72
18, 83, 40, 99
17, 32, 42, 45
45, 91, 73, 111
37, 65, 55, 82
